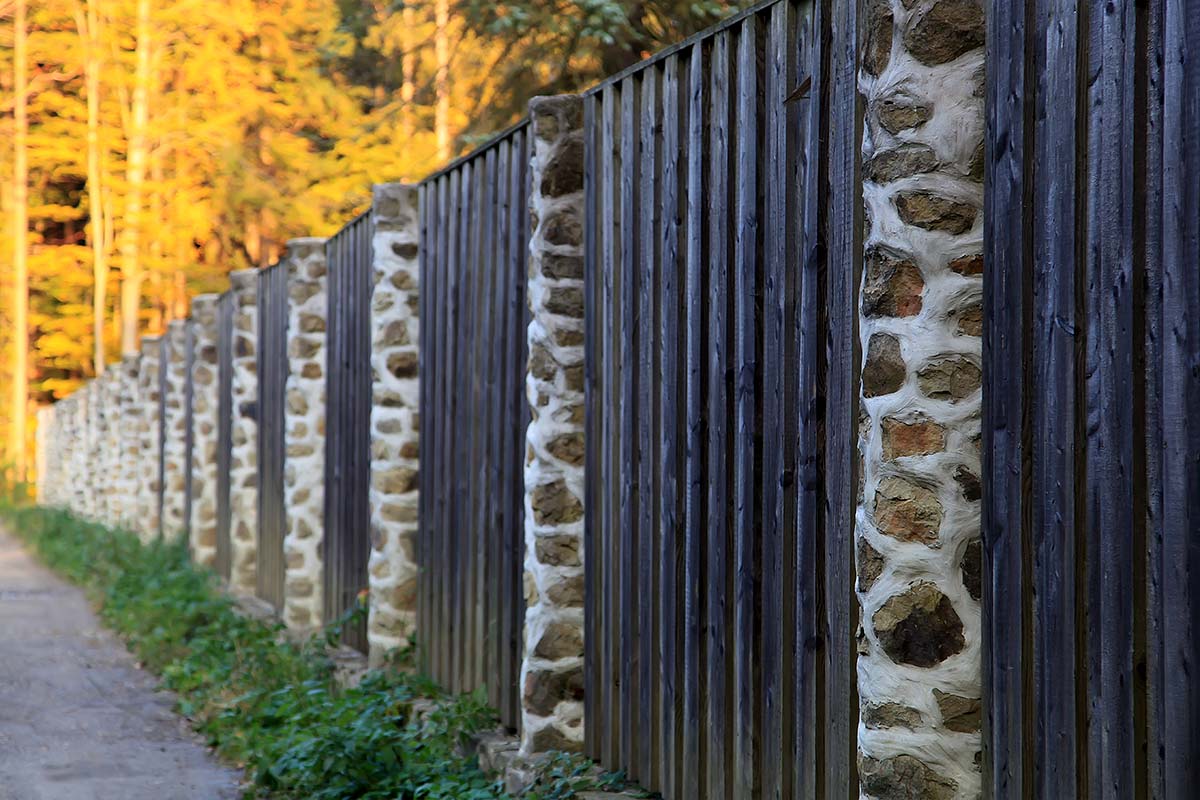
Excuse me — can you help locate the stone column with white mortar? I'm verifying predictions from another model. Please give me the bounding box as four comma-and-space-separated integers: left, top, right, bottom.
117, 354, 143, 531
189, 294, 222, 567
161, 319, 192, 541
520, 94, 587, 754
135, 336, 164, 541
856, 1, 984, 797
99, 367, 124, 527
281, 238, 329, 632
365, 183, 421, 664
83, 379, 103, 521
228, 269, 260, 594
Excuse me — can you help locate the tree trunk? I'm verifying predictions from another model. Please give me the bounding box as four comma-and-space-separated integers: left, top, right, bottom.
118, 0, 151, 355
435, 0, 450, 162
400, 3, 415, 143
82, 0, 107, 375
10, 0, 29, 481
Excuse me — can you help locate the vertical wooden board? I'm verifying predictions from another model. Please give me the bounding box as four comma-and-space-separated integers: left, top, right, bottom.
792, 1, 822, 794
599, 82, 620, 767
1159, 4, 1200, 796
636, 66, 660, 790
759, 4, 790, 797
455, 163, 474, 693
657, 52, 685, 800
730, 18, 760, 799
583, 94, 600, 754
618, 74, 640, 779
417, 184, 431, 674
484, 144, 503, 717
468, 157, 487, 691
440, 171, 458, 686
983, 0, 1030, 794
825, 0, 859, 794
514, 127, 532, 722
1029, 0, 1081, 794
500, 137, 520, 728
681, 42, 707, 800
705, 29, 732, 800
1084, 2, 1137, 795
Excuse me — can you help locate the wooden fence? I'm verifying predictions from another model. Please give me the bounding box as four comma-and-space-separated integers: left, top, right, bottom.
581, 0, 859, 796
257, 261, 288, 609
984, 1, 1200, 796
324, 212, 374, 650
418, 124, 531, 729
214, 289, 235, 580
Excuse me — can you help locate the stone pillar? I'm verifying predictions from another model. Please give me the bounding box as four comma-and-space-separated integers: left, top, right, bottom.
228, 269, 259, 594
70, 393, 89, 517
520, 95, 587, 754
366, 183, 421, 663
189, 294, 221, 567
856, 1, 984, 797
117, 354, 143, 531
83, 379, 103, 521
99, 367, 123, 527
135, 336, 164, 541
161, 319, 192, 540
281, 238, 328, 632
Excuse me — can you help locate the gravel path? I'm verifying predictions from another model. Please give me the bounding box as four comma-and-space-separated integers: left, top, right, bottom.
0, 526, 242, 800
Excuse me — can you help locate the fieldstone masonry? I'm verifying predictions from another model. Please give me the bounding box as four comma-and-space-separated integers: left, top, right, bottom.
161, 319, 192, 541
228, 269, 260, 594
189, 295, 222, 567
281, 238, 329, 632
857, 1, 984, 797
520, 94, 587, 755
117, 354, 143, 531
366, 183, 422, 664
99, 367, 124, 525
135, 336, 164, 542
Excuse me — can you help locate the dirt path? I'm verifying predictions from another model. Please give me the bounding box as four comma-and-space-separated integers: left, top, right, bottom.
0, 526, 241, 800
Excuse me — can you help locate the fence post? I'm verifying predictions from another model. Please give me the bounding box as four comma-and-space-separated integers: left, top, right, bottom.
162, 319, 192, 540
189, 294, 222, 567
364, 184, 422, 663
281, 237, 329, 631
520, 94, 587, 754
228, 269, 260, 593
135, 335, 164, 541
855, 1, 985, 795
117, 353, 142, 530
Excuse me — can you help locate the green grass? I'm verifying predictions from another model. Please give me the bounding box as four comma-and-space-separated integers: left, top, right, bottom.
1, 504, 636, 800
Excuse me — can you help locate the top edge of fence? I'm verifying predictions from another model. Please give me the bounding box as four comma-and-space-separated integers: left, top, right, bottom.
327, 208, 372, 245
420, 117, 531, 185
582, 0, 790, 96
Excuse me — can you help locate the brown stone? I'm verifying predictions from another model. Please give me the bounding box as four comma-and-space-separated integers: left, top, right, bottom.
289, 337, 321, 359
934, 688, 982, 733
299, 313, 326, 333
535, 535, 581, 567
863, 333, 906, 397
863, 250, 924, 318
865, 145, 939, 185
392, 241, 419, 260
878, 99, 933, 134
969, 138, 985, 181
954, 301, 983, 337
873, 582, 966, 667
527, 724, 583, 754
862, 702, 923, 730
390, 268, 415, 289
904, 0, 985, 66
948, 253, 983, 276
391, 577, 418, 611
859, 753, 957, 800
287, 390, 308, 415
545, 286, 584, 318
531, 480, 583, 525
547, 432, 584, 466
387, 350, 419, 379
564, 364, 584, 393
546, 574, 584, 607
301, 362, 322, 379
953, 465, 981, 502
917, 356, 982, 401
533, 620, 584, 659
523, 665, 584, 716
864, 0, 894, 77
552, 327, 584, 347
895, 191, 977, 234
960, 538, 982, 600
541, 253, 584, 280
381, 320, 410, 347
540, 134, 585, 197
881, 417, 945, 460
857, 537, 886, 593
874, 476, 943, 545
529, 342, 558, 382
374, 466, 418, 495
380, 502, 417, 524
542, 209, 583, 247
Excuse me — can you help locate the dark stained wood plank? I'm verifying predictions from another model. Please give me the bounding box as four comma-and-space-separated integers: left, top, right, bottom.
582, 94, 600, 755
479, 146, 499, 709
705, 29, 732, 800
1029, 0, 1081, 794
681, 40, 707, 800
657, 51, 684, 800
1084, 2, 1137, 795
824, 0, 858, 794
417, 183, 432, 676
494, 139, 515, 727
983, 0, 1031, 793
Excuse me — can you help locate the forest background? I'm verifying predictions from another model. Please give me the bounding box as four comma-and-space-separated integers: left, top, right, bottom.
0, 0, 736, 478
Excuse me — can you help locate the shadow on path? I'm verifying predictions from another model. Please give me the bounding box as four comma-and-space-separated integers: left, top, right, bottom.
0, 526, 241, 800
